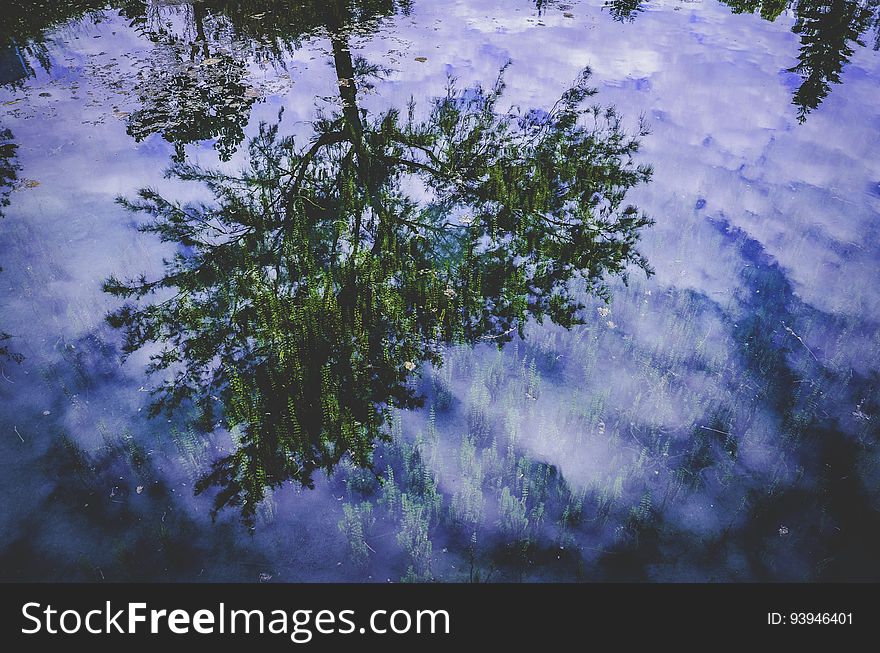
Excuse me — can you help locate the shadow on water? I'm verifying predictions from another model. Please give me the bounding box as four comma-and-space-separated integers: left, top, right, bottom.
585, 214, 880, 581
0, 327, 275, 581
711, 217, 880, 580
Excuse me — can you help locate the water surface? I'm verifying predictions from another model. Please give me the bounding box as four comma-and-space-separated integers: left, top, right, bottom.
1, 0, 879, 581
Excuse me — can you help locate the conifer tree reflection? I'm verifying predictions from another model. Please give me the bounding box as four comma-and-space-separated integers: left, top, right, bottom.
717, 0, 788, 21
604, 0, 644, 23
0, 126, 21, 363
788, 0, 875, 121
105, 2, 653, 525
0, 128, 17, 218
717, 0, 878, 120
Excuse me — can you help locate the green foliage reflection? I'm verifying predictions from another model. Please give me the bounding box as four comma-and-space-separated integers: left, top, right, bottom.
106, 27, 653, 523
717, 0, 878, 121
0, 126, 22, 363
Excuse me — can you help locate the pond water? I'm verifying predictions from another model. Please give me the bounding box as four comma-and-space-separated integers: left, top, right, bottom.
1, 0, 878, 582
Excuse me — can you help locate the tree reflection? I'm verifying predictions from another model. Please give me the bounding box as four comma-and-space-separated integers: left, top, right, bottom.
203, 0, 412, 58
105, 2, 654, 525
717, 0, 788, 21
0, 128, 17, 218
5, 0, 878, 137
123, 1, 258, 162
789, 0, 876, 121
0, 126, 22, 363
717, 0, 878, 121
121, 0, 412, 161
604, 0, 644, 23
0, 1, 111, 86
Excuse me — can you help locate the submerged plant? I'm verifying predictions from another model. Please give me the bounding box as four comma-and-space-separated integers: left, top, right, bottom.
397, 493, 433, 580
339, 501, 376, 568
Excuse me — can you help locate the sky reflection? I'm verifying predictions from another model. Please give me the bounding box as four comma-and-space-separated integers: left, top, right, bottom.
0, 0, 878, 581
